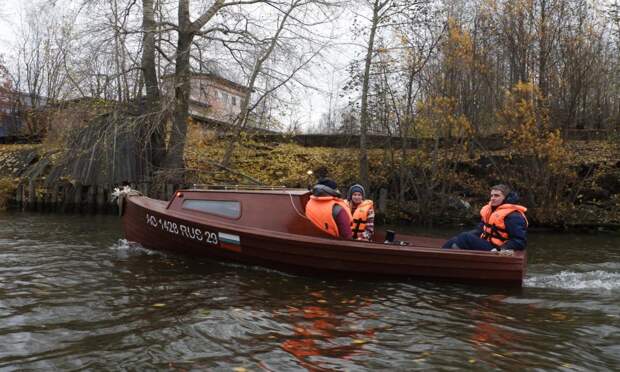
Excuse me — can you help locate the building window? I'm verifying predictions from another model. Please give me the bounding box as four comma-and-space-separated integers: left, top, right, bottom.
232, 96, 237, 106
200, 85, 208, 101
182, 199, 241, 219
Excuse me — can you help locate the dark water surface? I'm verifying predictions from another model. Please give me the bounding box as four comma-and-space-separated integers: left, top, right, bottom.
1, 212, 619, 371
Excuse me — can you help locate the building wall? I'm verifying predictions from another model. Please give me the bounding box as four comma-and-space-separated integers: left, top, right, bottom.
162, 75, 247, 125
190, 77, 246, 123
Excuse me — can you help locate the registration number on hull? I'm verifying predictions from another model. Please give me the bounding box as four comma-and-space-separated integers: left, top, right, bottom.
146, 213, 218, 245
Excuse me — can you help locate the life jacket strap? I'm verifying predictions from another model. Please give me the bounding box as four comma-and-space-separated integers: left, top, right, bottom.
481, 224, 509, 246
482, 222, 507, 234
352, 220, 362, 237
351, 218, 368, 238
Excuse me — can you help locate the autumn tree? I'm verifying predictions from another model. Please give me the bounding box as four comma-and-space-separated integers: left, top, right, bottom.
405, 96, 473, 222
347, 0, 433, 190
10, 2, 84, 137
150, 0, 339, 179
497, 82, 575, 223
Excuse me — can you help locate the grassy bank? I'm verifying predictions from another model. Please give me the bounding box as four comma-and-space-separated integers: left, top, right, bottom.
1, 127, 619, 229
182, 125, 620, 229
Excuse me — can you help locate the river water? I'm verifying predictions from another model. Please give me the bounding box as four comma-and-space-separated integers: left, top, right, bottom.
0, 212, 618, 371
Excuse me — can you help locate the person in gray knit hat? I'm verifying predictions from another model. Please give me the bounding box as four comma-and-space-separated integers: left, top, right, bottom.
346, 184, 375, 241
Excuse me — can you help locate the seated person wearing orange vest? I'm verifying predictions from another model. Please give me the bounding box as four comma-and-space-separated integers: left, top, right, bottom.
346, 184, 375, 241
306, 178, 353, 239
442, 184, 528, 251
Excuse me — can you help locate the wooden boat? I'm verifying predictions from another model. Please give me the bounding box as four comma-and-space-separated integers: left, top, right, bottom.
120, 187, 526, 286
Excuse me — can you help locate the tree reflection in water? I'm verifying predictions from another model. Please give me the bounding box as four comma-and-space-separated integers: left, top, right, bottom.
468, 294, 523, 367
280, 292, 377, 368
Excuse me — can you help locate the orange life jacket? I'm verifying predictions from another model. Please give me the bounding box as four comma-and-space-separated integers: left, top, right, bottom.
480, 203, 528, 247
348, 199, 373, 239
306, 195, 352, 238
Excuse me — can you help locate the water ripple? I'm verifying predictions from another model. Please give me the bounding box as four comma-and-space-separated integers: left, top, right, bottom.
1, 212, 619, 370
526, 267, 620, 291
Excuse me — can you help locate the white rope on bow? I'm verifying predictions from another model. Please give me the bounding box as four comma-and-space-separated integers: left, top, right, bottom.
111, 186, 142, 216
287, 190, 309, 220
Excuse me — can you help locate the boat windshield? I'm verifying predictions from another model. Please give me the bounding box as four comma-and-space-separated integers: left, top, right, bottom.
182, 199, 241, 219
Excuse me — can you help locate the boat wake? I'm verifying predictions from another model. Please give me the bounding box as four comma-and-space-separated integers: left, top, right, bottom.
110, 239, 164, 257
525, 266, 620, 291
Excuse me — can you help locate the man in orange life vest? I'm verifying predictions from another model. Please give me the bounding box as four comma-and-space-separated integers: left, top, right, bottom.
442, 184, 528, 251
346, 184, 375, 241
305, 178, 353, 239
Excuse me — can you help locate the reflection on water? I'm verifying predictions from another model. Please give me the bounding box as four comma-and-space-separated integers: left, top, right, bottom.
0, 212, 619, 370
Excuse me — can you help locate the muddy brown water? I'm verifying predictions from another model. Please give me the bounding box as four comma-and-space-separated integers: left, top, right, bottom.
1, 212, 618, 370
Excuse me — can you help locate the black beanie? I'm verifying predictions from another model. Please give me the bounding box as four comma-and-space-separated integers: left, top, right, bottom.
317, 178, 338, 190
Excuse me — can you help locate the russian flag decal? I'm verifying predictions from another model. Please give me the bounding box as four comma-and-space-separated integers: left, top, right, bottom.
218, 232, 241, 253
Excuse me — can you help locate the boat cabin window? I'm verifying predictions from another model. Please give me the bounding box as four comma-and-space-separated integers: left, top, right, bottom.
182, 199, 241, 219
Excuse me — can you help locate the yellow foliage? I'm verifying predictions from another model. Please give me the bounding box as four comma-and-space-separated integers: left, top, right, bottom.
498, 81, 571, 168
444, 18, 474, 67
415, 96, 473, 139
496, 82, 576, 223
184, 123, 393, 191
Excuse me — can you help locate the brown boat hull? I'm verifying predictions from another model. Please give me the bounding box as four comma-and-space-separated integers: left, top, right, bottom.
122, 194, 526, 286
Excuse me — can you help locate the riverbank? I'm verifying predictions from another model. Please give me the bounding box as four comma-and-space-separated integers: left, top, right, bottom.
1, 128, 619, 230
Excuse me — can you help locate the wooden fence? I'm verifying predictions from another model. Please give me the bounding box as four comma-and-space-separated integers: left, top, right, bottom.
12, 180, 189, 214
11, 181, 390, 215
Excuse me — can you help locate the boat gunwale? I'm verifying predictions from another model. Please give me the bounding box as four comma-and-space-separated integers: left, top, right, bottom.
180, 188, 311, 195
